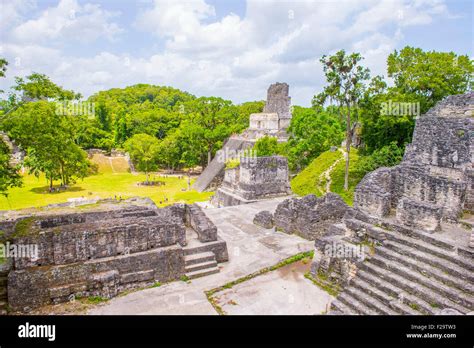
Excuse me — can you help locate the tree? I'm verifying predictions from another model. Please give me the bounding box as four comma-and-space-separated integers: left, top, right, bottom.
13, 73, 81, 101
0, 58, 7, 94
287, 106, 344, 171
2, 101, 90, 190
0, 138, 22, 197
253, 136, 280, 157
387, 47, 473, 111
124, 133, 160, 183
184, 97, 237, 166
0, 58, 7, 78
314, 50, 370, 190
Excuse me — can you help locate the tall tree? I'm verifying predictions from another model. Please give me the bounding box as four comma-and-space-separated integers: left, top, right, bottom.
3, 101, 90, 190
124, 133, 160, 183
314, 50, 370, 190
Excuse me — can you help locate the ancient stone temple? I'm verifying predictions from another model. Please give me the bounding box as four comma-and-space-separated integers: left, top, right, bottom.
314, 92, 474, 315
0, 198, 228, 313
193, 82, 293, 192
246, 82, 292, 141
212, 156, 292, 207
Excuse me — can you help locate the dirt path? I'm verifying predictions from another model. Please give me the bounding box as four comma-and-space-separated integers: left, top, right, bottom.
318, 148, 346, 194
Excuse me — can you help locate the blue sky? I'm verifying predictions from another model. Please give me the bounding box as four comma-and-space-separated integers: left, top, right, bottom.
0, 0, 472, 106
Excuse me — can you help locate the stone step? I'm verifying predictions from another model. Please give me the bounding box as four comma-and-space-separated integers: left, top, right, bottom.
383, 240, 474, 282
0, 277, 7, 288
352, 273, 435, 315
0, 300, 7, 315
337, 292, 380, 315
330, 298, 357, 315
344, 285, 399, 315
184, 251, 216, 266
345, 217, 455, 251
185, 266, 220, 280
376, 245, 473, 293
362, 260, 471, 313
0, 287, 6, 298
370, 254, 474, 309
380, 229, 473, 270
185, 260, 218, 273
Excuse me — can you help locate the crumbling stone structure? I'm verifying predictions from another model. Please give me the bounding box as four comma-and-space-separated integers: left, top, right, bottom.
272, 193, 350, 240
212, 156, 292, 207
355, 92, 474, 231
307, 93, 474, 315
0, 198, 228, 313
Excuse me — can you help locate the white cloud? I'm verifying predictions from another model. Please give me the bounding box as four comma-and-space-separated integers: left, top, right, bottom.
11, 0, 123, 43
0, 0, 453, 106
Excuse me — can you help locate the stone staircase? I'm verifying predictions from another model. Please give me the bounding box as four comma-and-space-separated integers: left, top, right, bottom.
192, 137, 246, 192
330, 216, 474, 315
0, 268, 8, 315
184, 251, 219, 280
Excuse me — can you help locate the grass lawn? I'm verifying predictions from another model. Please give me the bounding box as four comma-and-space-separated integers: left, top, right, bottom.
0, 172, 213, 210
290, 150, 343, 197
290, 147, 365, 205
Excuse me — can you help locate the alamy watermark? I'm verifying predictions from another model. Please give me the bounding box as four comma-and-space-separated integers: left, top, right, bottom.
55, 101, 95, 118
323, 242, 364, 261
380, 100, 420, 117
0, 242, 38, 260
215, 147, 258, 166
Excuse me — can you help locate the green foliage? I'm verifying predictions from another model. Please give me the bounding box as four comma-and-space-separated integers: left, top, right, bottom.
253, 136, 281, 157
124, 133, 160, 181
355, 142, 404, 174
225, 158, 240, 169
3, 101, 91, 189
291, 150, 343, 197
0, 138, 22, 196
360, 47, 473, 154
0, 58, 7, 79
13, 73, 81, 101
314, 49, 371, 191
287, 106, 344, 171
387, 46, 473, 108
329, 148, 365, 205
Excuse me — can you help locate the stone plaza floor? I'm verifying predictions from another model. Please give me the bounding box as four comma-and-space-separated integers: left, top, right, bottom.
88, 198, 332, 315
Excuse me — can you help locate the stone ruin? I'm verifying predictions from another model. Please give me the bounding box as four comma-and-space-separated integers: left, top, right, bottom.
212, 156, 292, 207
318, 92, 474, 315
263, 193, 351, 240
246, 82, 292, 141
192, 82, 293, 192
355, 92, 474, 231
253, 92, 474, 315
0, 198, 228, 313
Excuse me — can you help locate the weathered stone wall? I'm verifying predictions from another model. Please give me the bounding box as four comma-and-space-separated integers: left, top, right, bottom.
10, 216, 186, 270
263, 82, 292, 122
8, 245, 184, 312
185, 204, 217, 242
213, 156, 292, 206
2, 199, 228, 312
354, 92, 474, 228
273, 193, 351, 240
249, 113, 279, 131
237, 156, 291, 200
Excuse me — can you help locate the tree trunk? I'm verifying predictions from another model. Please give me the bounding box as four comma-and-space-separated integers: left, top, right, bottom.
207, 148, 212, 166
344, 106, 351, 191
49, 175, 53, 191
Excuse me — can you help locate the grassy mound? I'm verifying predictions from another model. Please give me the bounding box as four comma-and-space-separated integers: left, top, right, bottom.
329, 149, 365, 205
291, 148, 365, 205
290, 150, 343, 197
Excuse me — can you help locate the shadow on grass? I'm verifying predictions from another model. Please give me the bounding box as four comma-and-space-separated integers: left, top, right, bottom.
30, 186, 85, 194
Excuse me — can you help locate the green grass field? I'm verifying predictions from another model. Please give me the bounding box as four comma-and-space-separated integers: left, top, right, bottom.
0, 172, 213, 210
